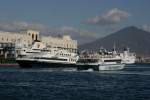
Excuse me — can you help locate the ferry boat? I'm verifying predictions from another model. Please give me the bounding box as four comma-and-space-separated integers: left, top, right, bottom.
120, 48, 136, 64
16, 40, 79, 69
77, 47, 136, 71
77, 49, 125, 71
16, 39, 135, 71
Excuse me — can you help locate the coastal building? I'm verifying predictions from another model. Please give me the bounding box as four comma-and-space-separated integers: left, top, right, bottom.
41, 35, 77, 53
0, 30, 40, 58
0, 42, 15, 59
0, 29, 77, 58
0, 30, 39, 47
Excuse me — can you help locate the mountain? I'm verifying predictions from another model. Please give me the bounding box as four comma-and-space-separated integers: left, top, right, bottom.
79, 26, 150, 56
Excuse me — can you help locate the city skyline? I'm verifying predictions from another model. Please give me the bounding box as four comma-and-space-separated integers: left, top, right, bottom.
0, 0, 149, 43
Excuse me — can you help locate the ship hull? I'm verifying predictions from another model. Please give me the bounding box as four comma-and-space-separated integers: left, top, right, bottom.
17, 60, 125, 71
17, 60, 77, 69
98, 64, 125, 71
77, 65, 99, 71
77, 63, 125, 71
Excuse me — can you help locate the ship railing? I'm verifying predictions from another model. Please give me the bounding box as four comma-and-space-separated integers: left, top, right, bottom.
79, 54, 117, 59
18, 53, 41, 59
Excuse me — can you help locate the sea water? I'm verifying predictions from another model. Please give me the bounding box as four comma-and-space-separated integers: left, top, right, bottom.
0, 64, 150, 100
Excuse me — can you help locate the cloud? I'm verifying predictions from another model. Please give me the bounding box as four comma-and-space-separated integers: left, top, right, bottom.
0, 21, 98, 43
0, 21, 97, 37
58, 26, 98, 38
56, 26, 98, 43
0, 21, 48, 32
141, 25, 150, 32
83, 8, 130, 26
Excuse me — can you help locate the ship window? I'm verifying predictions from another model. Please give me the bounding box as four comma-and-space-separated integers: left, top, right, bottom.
104, 59, 121, 62
39, 57, 67, 61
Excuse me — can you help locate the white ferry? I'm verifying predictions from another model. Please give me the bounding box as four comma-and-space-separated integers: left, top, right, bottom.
77, 47, 136, 71
77, 50, 125, 71
120, 48, 136, 64
16, 40, 79, 68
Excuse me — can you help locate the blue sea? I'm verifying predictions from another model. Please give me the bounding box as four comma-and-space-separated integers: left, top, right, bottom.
0, 64, 150, 100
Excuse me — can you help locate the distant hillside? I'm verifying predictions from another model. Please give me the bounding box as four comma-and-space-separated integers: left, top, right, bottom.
79, 26, 150, 56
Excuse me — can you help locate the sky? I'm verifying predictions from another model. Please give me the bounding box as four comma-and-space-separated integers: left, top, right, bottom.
0, 0, 150, 44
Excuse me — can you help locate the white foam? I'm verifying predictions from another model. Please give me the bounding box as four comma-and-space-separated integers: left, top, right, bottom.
98, 71, 150, 76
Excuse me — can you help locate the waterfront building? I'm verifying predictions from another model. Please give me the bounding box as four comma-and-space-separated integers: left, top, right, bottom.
0, 29, 77, 58
0, 42, 15, 59
0, 30, 39, 47
41, 35, 77, 53
0, 30, 40, 58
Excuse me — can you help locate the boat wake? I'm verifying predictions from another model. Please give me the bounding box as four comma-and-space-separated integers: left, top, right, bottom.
98, 70, 150, 76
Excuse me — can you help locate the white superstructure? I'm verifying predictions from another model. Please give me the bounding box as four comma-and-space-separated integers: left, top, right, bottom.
119, 48, 136, 64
